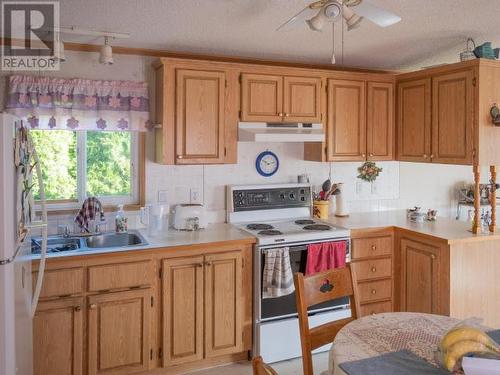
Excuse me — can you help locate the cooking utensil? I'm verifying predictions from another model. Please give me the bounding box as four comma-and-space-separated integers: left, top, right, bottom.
322, 179, 332, 193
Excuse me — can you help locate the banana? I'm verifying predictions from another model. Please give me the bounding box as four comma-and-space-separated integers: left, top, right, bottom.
440, 326, 500, 353
443, 340, 498, 371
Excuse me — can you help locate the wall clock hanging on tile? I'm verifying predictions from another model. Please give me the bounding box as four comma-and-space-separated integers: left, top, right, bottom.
256, 151, 279, 177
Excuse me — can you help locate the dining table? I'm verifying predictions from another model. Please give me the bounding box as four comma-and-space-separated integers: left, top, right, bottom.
328, 312, 464, 375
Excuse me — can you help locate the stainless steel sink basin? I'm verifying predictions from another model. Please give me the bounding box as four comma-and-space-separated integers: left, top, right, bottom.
85, 231, 147, 249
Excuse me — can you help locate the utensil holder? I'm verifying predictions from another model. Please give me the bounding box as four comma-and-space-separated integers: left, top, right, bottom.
313, 200, 329, 220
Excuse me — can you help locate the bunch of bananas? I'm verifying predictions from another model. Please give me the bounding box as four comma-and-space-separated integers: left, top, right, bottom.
439, 326, 500, 371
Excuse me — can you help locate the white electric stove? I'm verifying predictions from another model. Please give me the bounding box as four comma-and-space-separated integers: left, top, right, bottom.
227, 183, 352, 363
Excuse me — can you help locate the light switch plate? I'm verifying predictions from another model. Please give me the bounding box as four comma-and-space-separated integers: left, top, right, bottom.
158, 190, 169, 203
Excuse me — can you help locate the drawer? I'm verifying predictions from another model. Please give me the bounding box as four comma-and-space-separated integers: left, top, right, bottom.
88, 261, 153, 292
34, 267, 85, 298
352, 258, 392, 282
357, 279, 392, 303
352, 236, 392, 260
358, 301, 393, 317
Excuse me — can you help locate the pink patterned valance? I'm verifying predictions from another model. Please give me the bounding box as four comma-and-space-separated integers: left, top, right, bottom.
5, 75, 151, 132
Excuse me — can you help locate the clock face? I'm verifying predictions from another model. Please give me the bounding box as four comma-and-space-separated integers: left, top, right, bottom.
256, 151, 279, 177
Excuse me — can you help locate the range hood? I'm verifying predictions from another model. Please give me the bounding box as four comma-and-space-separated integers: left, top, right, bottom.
238, 122, 325, 143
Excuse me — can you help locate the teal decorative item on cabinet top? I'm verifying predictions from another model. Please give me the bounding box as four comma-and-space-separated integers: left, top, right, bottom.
474, 42, 496, 59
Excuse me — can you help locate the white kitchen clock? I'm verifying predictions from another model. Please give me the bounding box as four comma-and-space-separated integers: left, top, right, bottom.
255, 151, 279, 177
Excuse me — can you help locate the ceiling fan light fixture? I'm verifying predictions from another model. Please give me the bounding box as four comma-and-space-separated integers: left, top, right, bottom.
99, 36, 114, 65
342, 5, 363, 31
307, 1, 341, 31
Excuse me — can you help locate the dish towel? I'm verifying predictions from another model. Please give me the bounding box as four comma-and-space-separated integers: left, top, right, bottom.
305, 240, 347, 276
262, 247, 295, 299
74, 197, 102, 232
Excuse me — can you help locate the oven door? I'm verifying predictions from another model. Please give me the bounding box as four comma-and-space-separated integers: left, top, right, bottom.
258, 240, 350, 321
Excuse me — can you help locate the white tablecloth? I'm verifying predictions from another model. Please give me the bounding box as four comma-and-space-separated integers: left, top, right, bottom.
328, 312, 461, 375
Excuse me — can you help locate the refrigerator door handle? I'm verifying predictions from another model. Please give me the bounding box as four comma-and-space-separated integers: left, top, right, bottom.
30, 143, 48, 318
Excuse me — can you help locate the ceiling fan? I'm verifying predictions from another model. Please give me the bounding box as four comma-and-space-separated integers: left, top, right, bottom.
276, 0, 401, 63
276, 0, 401, 32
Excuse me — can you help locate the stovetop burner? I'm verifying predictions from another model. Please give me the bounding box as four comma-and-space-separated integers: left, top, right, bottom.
295, 219, 316, 225
247, 223, 274, 230
303, 224, 332, 231
258, 229, 283, 236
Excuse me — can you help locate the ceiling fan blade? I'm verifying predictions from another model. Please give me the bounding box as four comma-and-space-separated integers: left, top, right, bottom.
276, 5, 319, 31
351, 0, 401, 27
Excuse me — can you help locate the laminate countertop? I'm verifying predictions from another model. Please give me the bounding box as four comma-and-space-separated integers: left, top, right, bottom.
30, 223, 255, 260
325, 210, 500, 244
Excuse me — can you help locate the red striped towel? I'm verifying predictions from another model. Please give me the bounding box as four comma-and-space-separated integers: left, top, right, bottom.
305, 241, 347, 276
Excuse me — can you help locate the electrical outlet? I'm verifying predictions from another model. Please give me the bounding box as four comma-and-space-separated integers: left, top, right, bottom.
371, 181, 378, 195
356, 181, 363, 195
190, 188, 202, 204
158, 190, 169, 203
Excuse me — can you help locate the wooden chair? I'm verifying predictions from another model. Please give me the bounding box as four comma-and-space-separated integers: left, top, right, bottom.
294, 264, 358, 375
252, 356, 278, 375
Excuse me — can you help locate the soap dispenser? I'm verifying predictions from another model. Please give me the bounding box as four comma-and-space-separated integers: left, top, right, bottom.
115, 204, 128, 233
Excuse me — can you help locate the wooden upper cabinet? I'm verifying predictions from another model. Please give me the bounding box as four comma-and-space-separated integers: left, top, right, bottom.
283, 76, 322, 122
175, 69, 226, 164
87, 289, 151, 375
162, 256, 204, 366
240, 73, 283, 122
400, 238, 443, 315
327, 79, 366, 161
367, 82, 394, 161
431, 70, 474, 165
204, 251, 243, 358
397, 78, 432, 162
34, 298, 84, 375
240, 73, 322, 123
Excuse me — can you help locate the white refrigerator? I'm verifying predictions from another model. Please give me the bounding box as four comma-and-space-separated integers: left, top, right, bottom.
0, 113, 48, 375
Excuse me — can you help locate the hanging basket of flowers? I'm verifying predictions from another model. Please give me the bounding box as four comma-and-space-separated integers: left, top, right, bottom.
357, 161, 382, 182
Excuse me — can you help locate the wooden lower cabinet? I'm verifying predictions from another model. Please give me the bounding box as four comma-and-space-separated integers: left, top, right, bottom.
204, 251, 243, 358
400, 237, 445, 315
33, 297, 84, 375
350, 231, 395, 317
162, 256, 205, 366
87, 289, 152, 375
162, 251, 244, 368
32, 241, 254, 375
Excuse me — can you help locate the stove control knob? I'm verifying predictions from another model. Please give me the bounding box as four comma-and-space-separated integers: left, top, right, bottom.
279, 193, 286, 200
289, 193, 296, 200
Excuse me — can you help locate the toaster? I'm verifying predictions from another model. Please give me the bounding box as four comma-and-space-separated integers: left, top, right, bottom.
173, 204, 207, 231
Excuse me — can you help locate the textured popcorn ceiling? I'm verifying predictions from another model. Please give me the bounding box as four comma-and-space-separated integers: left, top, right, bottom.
59, 0, 500, 70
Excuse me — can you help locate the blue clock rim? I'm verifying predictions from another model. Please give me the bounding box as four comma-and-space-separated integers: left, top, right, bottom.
256, 151, 279, 177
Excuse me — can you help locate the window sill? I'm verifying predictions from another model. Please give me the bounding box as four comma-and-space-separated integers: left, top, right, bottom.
41, 204, 142, 216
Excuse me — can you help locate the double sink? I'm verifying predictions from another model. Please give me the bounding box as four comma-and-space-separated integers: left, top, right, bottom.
31, 230, 148, 254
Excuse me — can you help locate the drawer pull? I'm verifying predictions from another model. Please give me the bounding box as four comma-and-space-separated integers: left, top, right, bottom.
89, 304, 97, 310
371, 289, 377, 295
74, 305, 81, 312
371, 245, 377, 250
197, 263, 204, 268
431, 254, 436, 260
371, 311, 376, 315
371, 266, 377, 273
205, 261, 212, 266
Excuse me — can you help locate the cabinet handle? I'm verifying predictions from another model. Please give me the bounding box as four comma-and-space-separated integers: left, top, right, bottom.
177, 155, 183, 159
205, 261, 212, 266
371, 289, 377, 295
278, 112, 284, 117
284, 113, 290, 117
423, 154, 428, 159
431, 254, 436, 260
371, 311, 376, 315
369, 153, 374, 157
89, 304, 97, 309
362, 154, 366, 158
371, 245, 377, 251
74, 305, 81, 312
197, 263, 203, 268
371, 266, 377, 273
430, 154, 435, 159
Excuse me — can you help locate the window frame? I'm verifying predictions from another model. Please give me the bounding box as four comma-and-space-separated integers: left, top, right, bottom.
34, 131, 144, 212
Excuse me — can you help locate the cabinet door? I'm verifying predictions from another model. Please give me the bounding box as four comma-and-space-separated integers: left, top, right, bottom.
204, 251, 243, 358
327, 79, 366, 161
88, 289, 151, 375
397, 79, 431, 162
240, 73, 283, 122
367, 82, 394, 161
33, 298, 84, 375
162, 256, 204, 366
400, 238, 441, 314
431, 70, 474, 165
176, 69, 226, 164
283, 76, 322, 122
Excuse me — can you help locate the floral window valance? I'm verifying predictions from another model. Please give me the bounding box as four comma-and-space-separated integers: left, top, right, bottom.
5, 75, 152, 132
